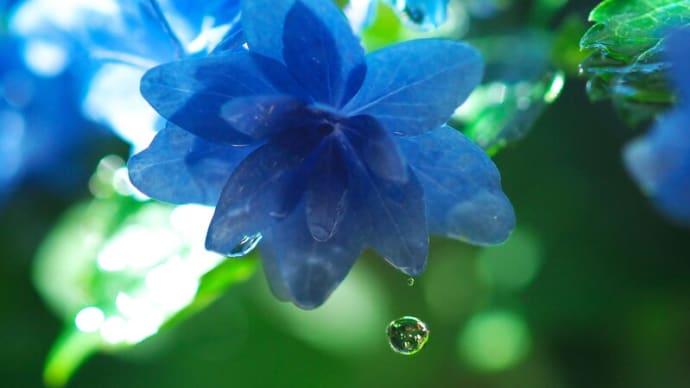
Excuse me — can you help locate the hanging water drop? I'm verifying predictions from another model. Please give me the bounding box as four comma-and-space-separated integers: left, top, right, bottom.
407, 277, 415, 286
228, 233, 263, 257
387, 316, 429, 355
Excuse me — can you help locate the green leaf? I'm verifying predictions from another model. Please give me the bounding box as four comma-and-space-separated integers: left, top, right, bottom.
454, 32, 565, 155
580, 0, 690, 125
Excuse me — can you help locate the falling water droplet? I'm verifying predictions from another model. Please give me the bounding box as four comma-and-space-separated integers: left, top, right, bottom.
407, 277, 415, 287
228, 233, 263, 257
387, 316, 429, 355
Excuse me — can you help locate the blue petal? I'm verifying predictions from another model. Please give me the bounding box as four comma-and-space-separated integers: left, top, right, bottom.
260, 201, 364, 309
341, 115, 408, 182
397, 125, 515, 244
242, 0, 364, 101
128, 124, 256, 205
624, 110, 690, 225
282, 1, 365, 105
344, 39, 483, 136
220, 95, 308, 140
305, 138, 349, 242
140, 51, 303, 145
339, 132, 428, 275
205, 134, 314, 255
666, 27, 690, 103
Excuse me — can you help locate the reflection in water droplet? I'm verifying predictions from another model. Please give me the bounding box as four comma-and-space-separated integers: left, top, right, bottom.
407, 277, 415, 286
228, 233, 263, 257
387, 316, 429, 355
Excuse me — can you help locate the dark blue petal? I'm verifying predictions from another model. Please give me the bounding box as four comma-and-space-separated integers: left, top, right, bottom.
140, 51, 301, 145
397, 126, 515, 244
128, 124, 256, 205
220, 95, 308, 140
282, 1, 365, 105
344, 39, 483, 136
624, 110, 690, 226
339, 131, 428, 275
261, 201, 364, 309
305, 138, 349, 242
340, 115, 408, 182
205, 134, 313, 255
241, 0, 294, 62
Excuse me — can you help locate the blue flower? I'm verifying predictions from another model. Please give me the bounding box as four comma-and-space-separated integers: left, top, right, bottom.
624, 27, 690, 226
129, 0, 515, 308
0, 36, 93, 204
346, 0, 450, 31
9, 0, 241, 149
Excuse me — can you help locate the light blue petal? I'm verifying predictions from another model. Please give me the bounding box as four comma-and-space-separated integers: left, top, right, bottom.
344, 39, 483, 136
128, 124, 256, 205
205, 134, 313, 255
282, 0, 365, 105
241, 0, 294, 62
339, 132, 429, 275
140, 51, 302, 145
624, 110, 690, 225
220, 95, 308, 140
261, 201, 364, 309
305, 138, 350, 242
397, 125, 515, 244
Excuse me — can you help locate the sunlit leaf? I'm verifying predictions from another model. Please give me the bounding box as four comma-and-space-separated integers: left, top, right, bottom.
34, 156, 257, 386
579, 0, 690, 125
454, 32, 565, 155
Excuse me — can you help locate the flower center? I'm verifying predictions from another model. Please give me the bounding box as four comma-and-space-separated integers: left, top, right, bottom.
317, 122, 335, 136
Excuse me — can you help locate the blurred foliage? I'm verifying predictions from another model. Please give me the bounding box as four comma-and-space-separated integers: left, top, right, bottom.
579, 0, 690, 126
33, 157, 257, 386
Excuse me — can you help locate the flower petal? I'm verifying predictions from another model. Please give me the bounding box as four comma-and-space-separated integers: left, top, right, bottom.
624, 111, 690, 226
341, 115, 408, 182
128, 124, 256, 205
305, 138, 349, 242
140, 50, 302, 145
220, 95, 308, 140
282, 0, 365, 105
666, 27, 690, 102
340, 134, 429, 276
261, 201, 364, 309
205, 134, 313, 255
242, 0, 364, 104
397, 125, 515, 244
344, 39, 483, 135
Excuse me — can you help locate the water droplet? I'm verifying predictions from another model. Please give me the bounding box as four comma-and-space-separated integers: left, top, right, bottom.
228, 233, 262, 257
387, 316, 429, 355
407, 277, 415, 286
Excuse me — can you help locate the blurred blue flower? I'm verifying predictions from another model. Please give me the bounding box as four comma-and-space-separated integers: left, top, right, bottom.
624, 28, 690, 226
128, 0, 514, 308
346, 0, 450, 31
8, 0, 241, 150
0, 36, 94, 203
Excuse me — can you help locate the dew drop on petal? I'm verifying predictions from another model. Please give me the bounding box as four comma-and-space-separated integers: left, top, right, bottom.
387, 316, 429, 355
407, 277, 415, 287
228, 233, 263, 257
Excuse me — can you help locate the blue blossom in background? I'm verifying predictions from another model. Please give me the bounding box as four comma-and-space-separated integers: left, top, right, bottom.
0, 36, 92, 203
9, 0, 241, 150
346, 0, 450, 31
624, 28, 690, 226
128, 0, 514, 308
